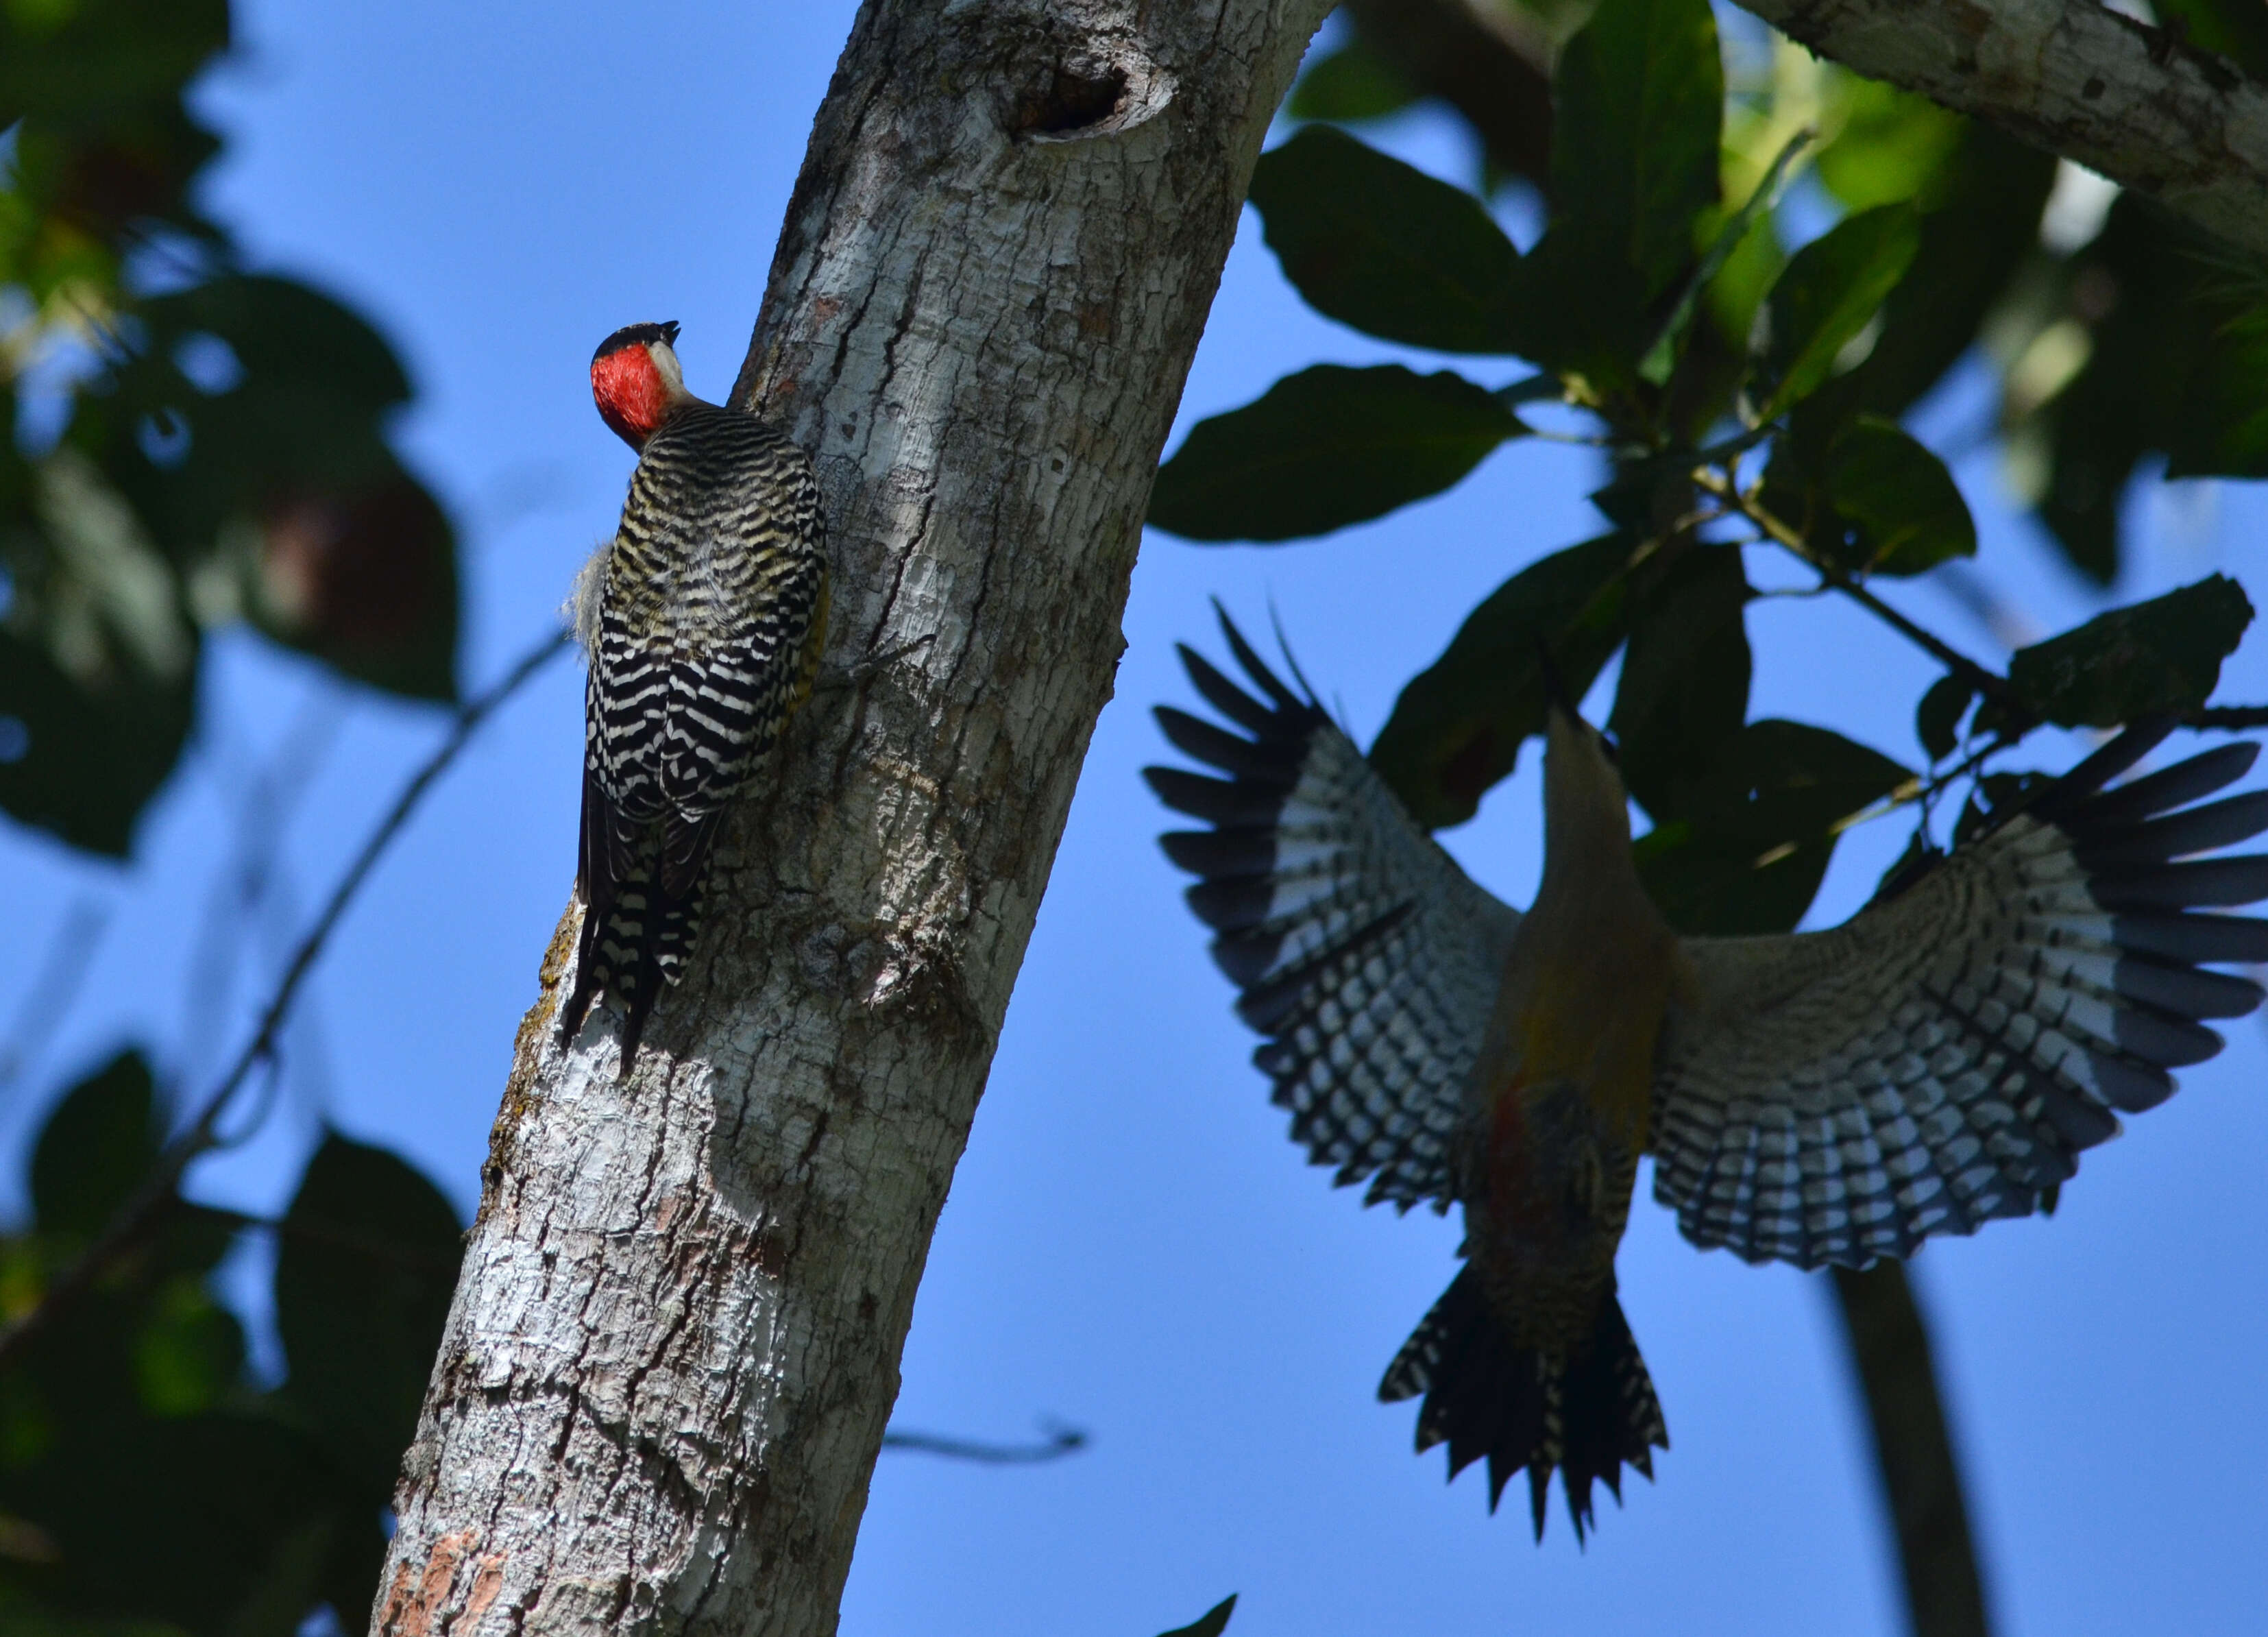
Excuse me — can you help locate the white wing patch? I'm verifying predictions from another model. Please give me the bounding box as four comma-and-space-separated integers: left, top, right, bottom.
1148, 616, 1518, 1211
1655, 731, 2268, 1269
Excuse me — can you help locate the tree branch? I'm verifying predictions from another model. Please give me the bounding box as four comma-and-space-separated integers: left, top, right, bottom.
1735, 0, 2268, 257
1829, 1263, 1992, 1637
1693, 467, 2030, 719
2184, 703, 2268, 730
879, 1423, 1088, 1464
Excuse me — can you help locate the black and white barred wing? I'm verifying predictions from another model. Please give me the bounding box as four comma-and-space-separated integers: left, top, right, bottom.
1146, 615, 1520, 1212
1653, 724, 2268, 1270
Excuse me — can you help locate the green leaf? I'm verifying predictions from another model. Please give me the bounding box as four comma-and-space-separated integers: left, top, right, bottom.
141, 274, 411, 413
1287, 41, 1417, 121
2153, 0, 2268, 82
1510, 0, 1722, 387
1814, 125, 2058, 426
0, 627, 196, 858
2008, 575, 2254, 727
1549, 0, 1723, 302
273, 1133, 463, 1499
1635, 720, 1912, 934
2168, 298, 2268, 478
1915, 673, 1973, 762
1756, 205, 1920, 420
1148, 366, 1522, 542
1818, 417, 1975, 575
131, 1275, 245, 1419
116, 276, 461, 701
1609, 542, 1751, 820
0, 1410, 332, 1634
1371, 533, 1636, 827
29, 1052, 160, 1242
1155, 1595, 1237, 1637
2029, 197, 2213, 583
1249, 128, 1523, 354
0, 0, 228, 125
1814, 75, 1964, 215
1642, 127, 1808, 387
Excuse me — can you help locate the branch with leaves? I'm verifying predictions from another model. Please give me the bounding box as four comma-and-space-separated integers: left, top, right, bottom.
1149, 2, 2268, 1632
1735, 0, 2268, 260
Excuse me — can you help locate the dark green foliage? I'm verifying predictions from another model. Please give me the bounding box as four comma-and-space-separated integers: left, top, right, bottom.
1248, 128, 1523, 354
1818, 127, 2057, 424
2169, 295, 2268, 478
1609, 543, 1751, 820
2152, 0, 2268, 80
1755, 206, 1919, 420
0, 628, 197, 858
1546, 0, 1721, 302
1635, 723, 1912, 935
1287, 39, 1418, 121
2009, 576, 2255, 727
1, 0, 460, 858
1148, 366, 1523, 542
29, 1052, 159, 1242
1768, 415, 1975, 578
1816, 418, 1975, 576
0, 1056, 465, 1634
275, 1134, 464, 1497
2029, 199, 2208, 583
1916, 675, 1974, 762
1155, 1594, 1238, 1637
1511, 0, 1722, 387
1369, 534, 1635, 827
5, 1414, 331, 1636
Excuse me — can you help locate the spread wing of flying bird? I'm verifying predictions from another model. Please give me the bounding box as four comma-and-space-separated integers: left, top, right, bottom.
1144, 615, 1521, 1213
1150, 610, 2268, 1268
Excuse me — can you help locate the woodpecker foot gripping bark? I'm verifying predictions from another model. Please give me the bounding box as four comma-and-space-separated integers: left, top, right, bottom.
561, 322, 829, 1076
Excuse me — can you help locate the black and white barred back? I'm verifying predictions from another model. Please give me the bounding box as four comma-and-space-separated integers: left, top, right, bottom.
561, 402, 828, 1069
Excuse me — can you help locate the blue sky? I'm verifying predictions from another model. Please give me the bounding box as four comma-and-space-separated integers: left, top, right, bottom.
3, 5, 2264, 1634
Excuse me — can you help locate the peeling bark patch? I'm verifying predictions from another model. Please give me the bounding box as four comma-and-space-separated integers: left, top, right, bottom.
465, 1555, 509, 1619
380, 1527, 480, 1636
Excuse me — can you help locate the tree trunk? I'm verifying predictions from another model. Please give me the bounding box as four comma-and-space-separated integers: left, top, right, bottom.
368, 3, 1329, 1631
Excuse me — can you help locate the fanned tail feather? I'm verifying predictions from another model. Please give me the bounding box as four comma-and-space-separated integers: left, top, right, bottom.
1379, 1269, 1666, 1542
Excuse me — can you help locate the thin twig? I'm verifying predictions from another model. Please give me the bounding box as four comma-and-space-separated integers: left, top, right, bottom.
1692, 468, 2027, 717
879, 1423, 1088, 1464
2184, 704, 2268, 730
0, 628, 570, 1369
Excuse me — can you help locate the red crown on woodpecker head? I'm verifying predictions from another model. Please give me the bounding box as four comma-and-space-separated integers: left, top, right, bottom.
592, 320, 685, 450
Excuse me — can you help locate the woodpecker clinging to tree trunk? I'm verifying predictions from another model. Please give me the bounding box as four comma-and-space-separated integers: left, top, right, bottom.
561, 322, 829, 1072
1150, 611, 2268, 1540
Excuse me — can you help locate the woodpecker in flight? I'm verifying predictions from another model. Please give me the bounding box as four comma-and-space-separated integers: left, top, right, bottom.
1149, 611, 2268, 1540
561, 321, 829, 1070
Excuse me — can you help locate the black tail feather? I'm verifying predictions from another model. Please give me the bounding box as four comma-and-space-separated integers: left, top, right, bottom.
1380, 1268, 1666, 1542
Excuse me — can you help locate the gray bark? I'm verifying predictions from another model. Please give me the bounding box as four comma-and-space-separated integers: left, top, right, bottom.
1737, 0, 2268, 256
367, 2, 1330, 1632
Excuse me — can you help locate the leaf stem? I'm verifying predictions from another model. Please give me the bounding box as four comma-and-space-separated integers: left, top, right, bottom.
1692, 467, 2029, 719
